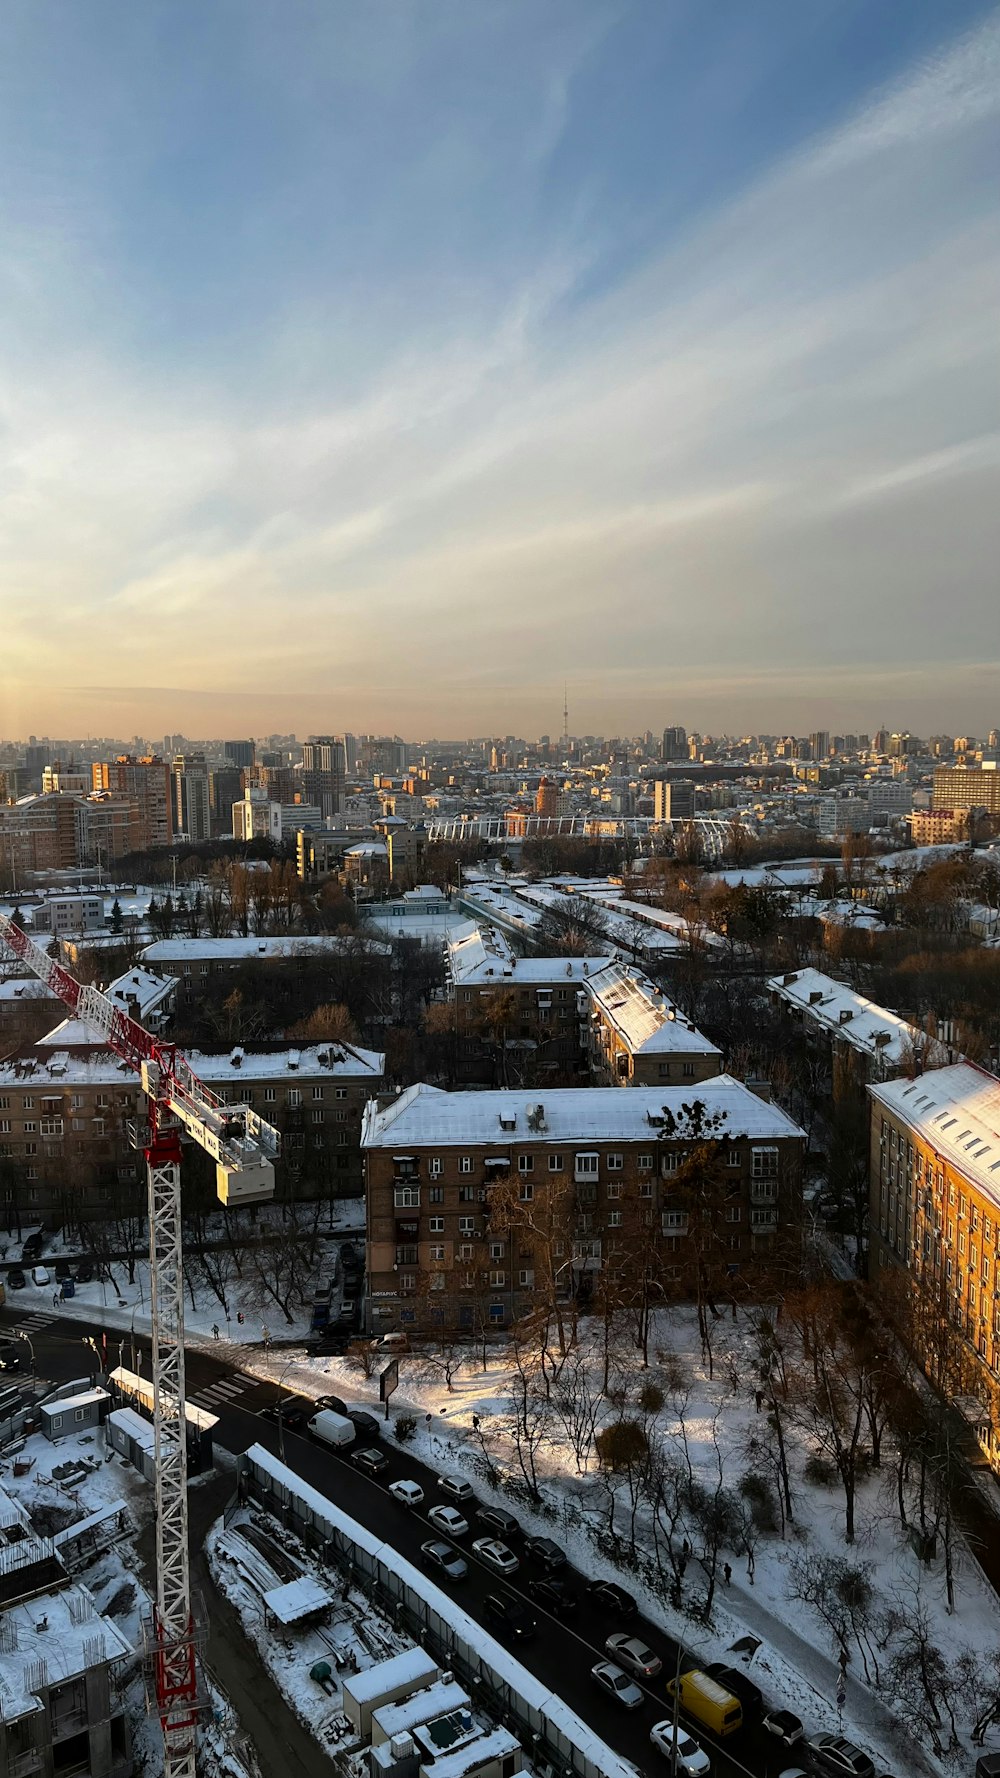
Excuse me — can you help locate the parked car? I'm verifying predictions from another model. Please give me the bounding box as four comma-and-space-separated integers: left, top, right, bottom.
427, 1504, 469, 1539
706, 1663, 763, 1719
438, 1474, 474, 1504
54, 1260, 71, 1282
474, 1504, 519, 1539
775, 1770, 810, 1778
30, 1266, 50, 1288
522, 1535, 566, 1573
586, 1579, 637, 1618
526, 1577, 579, 1616
0, 1342, 25, 1372
351, 1446, 389, 1477
21, 1233, 44, 1260
6, 1268, 26, 1290
590, 1661, 645, 1711
605, 1633, 662, 1679
346, 1409, 381, 1443
314, 1393, 348, 1416
471, 1538, 518, 1577
806, 1733, 877, 1778
763, 1709, 804, 1747
307, 1333, 349, 1357
340, 1241, 362, 1270
420, 1540, 467, 1581
371, 1331, 409, 1352
74, 1258, 94, 1284
483, 1593, 536, 1642
388, 1479, 424, 1508
649, 1722, 711, 1775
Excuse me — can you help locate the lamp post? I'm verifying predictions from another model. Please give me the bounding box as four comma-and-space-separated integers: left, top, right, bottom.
14, 1328, 34, 1386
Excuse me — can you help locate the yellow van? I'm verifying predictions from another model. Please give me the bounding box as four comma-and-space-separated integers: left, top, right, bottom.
666, 1669, 743, 1737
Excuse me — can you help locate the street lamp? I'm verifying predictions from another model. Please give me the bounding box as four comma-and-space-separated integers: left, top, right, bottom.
14, 1328, 34, 1385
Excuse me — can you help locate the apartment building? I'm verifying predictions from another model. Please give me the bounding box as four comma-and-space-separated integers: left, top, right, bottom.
0, 1482, 132, 1778
907, 808, 966, 845
362, 1080, 805, 1332
74, 794, 142, 868
301, 736, 345, 818
933, 764, 1000, 816
0, 979, 63, 1048
581, 961, 723, 1085
0, 1038, 383, 1222
92, 755, 173, 849
767, 968, 952, 1081
139, 933, 389, 1003
868, 1064, 1000, 1466
444, 924, 612, 1082
171, 753, 210, 843
0, 796, 78, 876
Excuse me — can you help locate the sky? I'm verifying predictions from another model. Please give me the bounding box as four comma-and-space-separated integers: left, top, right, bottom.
1, 0, 998, 743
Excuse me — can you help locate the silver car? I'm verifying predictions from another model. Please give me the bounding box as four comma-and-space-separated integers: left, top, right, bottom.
590, 1661, 645, 1710
605, 1632, 662, 1679
471, 1537, 519, 1576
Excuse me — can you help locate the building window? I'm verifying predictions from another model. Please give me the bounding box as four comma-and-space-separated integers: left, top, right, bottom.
21, 1098, 34, 1111
662, 1211, 687, 1231
607, 1181, 622, 1200
429, 1273, 446, 1291
489, 1241, 504, 1260
335, 1087, 347, 1099
394, 1185, 420, 1208
639, 1180, 652, 1199
490, 1271, 505, 1288
263, 1087, 276, 1103
459, 1185, 475, 1203
311, 1085, 324, 1100
548, 1153, 564, 1172
459, 1216, 476, 1235
517, 1154, 534, 1174
429, 1244, 445, 1262
608, 1210, 622, 1228
725, 1206, 741, 1223
519, 1269, 534, 1287
459, 1244, 474, 1261
489, 1303, 505, 1323
429, 1157, 442, 1177
428, 1216, 444, 1234
311, 1109, 324, 1124
574, 1152, 599, 1180
750, 1147, 778, 1179
637, 1152, 653, 1171
459, 1157, 473, 1174
427, 1185, 443, 1205
398, 1272, 416, 1292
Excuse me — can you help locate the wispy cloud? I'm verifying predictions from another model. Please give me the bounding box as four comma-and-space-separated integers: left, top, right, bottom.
0, 4, 997, 737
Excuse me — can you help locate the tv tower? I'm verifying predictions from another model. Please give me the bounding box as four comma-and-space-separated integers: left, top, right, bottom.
562, 683, 569, 758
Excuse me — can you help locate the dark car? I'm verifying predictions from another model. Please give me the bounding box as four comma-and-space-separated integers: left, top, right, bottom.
585, 1579, 637, 1618
306, 1333, 349, 1357
0, 1342, 25, 1372
351, 1445, 390, 1477
347, 1409, 381, 1443
74, 1258, 95, 1284
21, 1233, 44, 1259
420, 1540, 467, 1581
707, 1663, 764, 1719
475, 1505, 520, 1540
6, 1268, 26, 1290
315, 1393, 348, 1416
522, 1535, 566, 1573
527, 1577, 579, 1617
54, 1259, 72, 1282
483, 1593, 537, 1642
340, 1241, 363, 1270
262, 1401, 309, 1431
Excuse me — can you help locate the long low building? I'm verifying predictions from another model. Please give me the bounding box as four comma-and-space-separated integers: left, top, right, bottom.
444, 923, 612, 1083
767, 966, 953, 1079
581, 960, 723, 1086
362, 1079, 805, 1331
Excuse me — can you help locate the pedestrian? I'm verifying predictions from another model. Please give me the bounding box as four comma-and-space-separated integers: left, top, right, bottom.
755, 1388, 764, 1413
723, 1561, 732, 1585
237, 1311, 244, 1326
53, 1291, 61, 1309
212, 1323, 220, 1341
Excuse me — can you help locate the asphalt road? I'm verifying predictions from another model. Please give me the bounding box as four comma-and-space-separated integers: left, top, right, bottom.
4, 1309, 810, 1778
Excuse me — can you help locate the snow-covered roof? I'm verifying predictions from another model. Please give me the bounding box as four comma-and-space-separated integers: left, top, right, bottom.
374, 1680, 471, 1741
140, 934, 389, 961
108, 1406, 157, 1451
343, 1645, 440, 1704
0, 1581, 132, 1716
447, 922, 612, 987
421, 1725, 521, 1778
0, 1039, 384, 1088
105, 967, 176, 1017
362, 1078, 805, 1148
870, 1064, 1000, 1207
40, 1388, 108, 1416
262, 1575, 334, 1623
584, 962, 723, 1058
767, 968, 946, 1068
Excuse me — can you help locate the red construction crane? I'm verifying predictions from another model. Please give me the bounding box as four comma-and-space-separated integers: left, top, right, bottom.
0, 911, 280, 1778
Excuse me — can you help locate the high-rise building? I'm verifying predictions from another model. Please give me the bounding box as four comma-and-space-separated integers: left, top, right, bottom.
653, 780, 696, 821
172, 753, 211, 842
92, 756, 173, 849
301, 736, 345, 818
224, 739, 255, 770
809, 732, 831, 761
535, 777, 560, 818
932, 763, 1000, 815
661, 725, 687, 762
209, 766, 244, 832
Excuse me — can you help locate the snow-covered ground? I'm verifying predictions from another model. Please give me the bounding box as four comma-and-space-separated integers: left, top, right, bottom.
207, 1505, 411, 1759
244, 1307, 1000, 1778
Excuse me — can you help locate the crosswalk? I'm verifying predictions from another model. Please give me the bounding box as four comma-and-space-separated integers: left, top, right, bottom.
11, 1312, 57, 1334
189, 1373, 257, 1411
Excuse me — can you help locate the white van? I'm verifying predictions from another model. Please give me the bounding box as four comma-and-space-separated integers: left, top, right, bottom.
307, 1408, 356, 1449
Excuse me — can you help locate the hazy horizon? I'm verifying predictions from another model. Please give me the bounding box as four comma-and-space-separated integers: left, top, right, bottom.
2, 2, 998, 739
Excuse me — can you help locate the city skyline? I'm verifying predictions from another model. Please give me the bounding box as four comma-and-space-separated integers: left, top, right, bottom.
2, 2, 998, 738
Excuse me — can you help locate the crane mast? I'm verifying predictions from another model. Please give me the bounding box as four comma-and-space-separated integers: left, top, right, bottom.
0, 912, 280, 1777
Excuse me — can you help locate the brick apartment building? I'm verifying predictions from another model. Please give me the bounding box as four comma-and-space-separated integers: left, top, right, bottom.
932, 764, 1000, 816
139, 934, 389, 1005
92, 754, 173, 849
362, 1079, 805, 1333
869, 1062, 1000, 1468
581, 961, 723, 1085
0, 1038, 383, 1228
444, 923, 612, 1082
